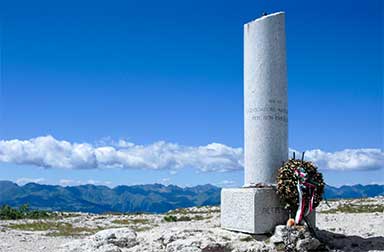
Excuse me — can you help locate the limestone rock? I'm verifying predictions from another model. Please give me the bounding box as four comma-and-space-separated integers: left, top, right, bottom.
270, 225, 286, 244
59, 228, 137, 252
94, 228, 138, 248
296, 237, 321, 251
165, 239, 202, 252
269, 225, 322, 252
201, 243, 230, 252
96, 244, 122, 252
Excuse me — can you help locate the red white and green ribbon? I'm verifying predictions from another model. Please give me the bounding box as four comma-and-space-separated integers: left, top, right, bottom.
294, 167, 317, 224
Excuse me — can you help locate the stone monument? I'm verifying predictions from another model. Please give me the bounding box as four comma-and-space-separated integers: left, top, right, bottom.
221, 12, 289, 234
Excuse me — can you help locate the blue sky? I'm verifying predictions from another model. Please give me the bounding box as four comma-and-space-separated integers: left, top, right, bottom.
0, 0, 383, 187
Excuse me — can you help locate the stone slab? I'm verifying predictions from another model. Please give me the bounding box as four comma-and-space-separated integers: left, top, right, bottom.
221, 187, 288, 234
221, 187, 316, 234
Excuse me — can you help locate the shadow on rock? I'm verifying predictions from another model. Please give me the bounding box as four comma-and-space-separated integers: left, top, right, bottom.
317, 229, 384, 252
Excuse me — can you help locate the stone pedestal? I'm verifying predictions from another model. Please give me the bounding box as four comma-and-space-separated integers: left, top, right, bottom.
221, 188, 316, 234
221, 187, 288, 234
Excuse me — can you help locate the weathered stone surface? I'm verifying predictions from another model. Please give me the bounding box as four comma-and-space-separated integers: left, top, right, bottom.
165, 239, 202, 252
221, 187, 288, 234
270, 225, 322, 252
270, 225, 286, 244
59, 228, 137, 252
243, 12, 288, 186
94, 228, 138, 248
296, 237, 321, 251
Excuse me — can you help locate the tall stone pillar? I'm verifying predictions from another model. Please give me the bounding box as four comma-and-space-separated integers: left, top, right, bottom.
221, 12, 289, 234
244, 12, 288, 186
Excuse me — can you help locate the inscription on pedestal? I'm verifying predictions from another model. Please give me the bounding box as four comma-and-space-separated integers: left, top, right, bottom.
259, 207, 286, 215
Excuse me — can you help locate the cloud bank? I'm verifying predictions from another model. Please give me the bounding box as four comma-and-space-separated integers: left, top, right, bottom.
0, 136, 243, 172
0, 136, 382, 172
300, 149, 384, 171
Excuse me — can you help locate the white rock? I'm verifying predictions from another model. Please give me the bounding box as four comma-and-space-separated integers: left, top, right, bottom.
96, 244, 122, 252
296, 237, 321, 251
270, 225, 286, 244
60, 228, 137, 252
94, 228, 137, 248
166, 239, 201, 252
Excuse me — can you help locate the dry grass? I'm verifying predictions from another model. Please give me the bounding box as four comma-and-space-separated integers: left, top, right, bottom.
163, 214, 210, 222
8, 221, 104, 236
111, 218, 150, 225
320, 204, 384, 214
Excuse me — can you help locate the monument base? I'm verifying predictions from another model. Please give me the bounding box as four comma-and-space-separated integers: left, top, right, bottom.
221, 187, 316, 234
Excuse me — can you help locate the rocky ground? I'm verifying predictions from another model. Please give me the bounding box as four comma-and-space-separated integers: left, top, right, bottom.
0, 197, 383, 252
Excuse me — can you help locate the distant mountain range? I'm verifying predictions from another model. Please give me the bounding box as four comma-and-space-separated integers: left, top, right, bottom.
0, 181, 383, 213
0, 181, 220, 213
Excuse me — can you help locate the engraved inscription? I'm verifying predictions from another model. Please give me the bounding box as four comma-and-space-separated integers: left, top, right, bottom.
259, 207, 286, 214
246, 99, 287, 123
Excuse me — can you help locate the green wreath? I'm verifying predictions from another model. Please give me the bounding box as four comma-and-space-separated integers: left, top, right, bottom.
276, 153, 325, 214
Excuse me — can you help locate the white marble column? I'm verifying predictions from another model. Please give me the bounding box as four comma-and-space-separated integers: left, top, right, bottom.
243, 12, 288, 186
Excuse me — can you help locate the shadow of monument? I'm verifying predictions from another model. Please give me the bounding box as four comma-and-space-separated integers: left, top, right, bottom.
316, 229, 384, 252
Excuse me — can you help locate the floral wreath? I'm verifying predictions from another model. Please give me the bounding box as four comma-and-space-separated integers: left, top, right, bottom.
276, 152, 325, 224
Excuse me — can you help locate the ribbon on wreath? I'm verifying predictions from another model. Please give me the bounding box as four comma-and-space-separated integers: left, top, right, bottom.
294, 167, 317, 224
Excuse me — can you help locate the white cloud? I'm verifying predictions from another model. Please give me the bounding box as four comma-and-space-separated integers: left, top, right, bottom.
216, 180, 237, 187
59, 179, 81, 186
16, 177, 45, 185
0, 135, 243, 172
290, 148, 384, 171
160, 177, 171, 185
0, 135, 382, 172
86, 179, 113, 186
0, 136, 97, 169
59, 179, 112, 186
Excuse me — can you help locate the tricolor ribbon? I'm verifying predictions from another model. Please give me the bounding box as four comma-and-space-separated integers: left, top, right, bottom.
294, 167, 317, 224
